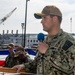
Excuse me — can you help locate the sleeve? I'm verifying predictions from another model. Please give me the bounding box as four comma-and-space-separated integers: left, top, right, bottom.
44, 40, 75, 74
61, 43, 75, 74
24, 58, 37, 73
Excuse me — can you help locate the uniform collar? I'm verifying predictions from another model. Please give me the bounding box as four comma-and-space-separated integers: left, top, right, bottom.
46, 29, 64, 42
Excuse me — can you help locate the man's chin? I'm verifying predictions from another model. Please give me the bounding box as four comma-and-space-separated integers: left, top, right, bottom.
43, 29, 47, 32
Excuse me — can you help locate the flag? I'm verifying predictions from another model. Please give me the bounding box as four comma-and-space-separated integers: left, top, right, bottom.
0, 55, 7, 66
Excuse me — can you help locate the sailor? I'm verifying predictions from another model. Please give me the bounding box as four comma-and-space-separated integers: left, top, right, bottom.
14, 46, 31, 64
4, 45, 31, 68
4, 43, 15, 67
12, 5, 75, 75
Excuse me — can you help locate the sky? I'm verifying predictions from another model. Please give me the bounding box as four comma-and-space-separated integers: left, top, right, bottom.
0, 0, 75, 34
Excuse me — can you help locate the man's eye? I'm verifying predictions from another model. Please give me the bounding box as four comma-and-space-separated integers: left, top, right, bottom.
43, 16, 46, 18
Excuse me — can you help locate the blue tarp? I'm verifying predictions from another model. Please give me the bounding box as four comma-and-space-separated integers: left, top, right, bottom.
25, 49, 36, 56
0, 49, 36, 56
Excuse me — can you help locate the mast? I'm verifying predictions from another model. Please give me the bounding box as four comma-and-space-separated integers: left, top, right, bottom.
23, 0, 30, 47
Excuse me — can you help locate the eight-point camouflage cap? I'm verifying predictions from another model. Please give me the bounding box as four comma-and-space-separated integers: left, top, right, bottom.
34, 5, 62, 19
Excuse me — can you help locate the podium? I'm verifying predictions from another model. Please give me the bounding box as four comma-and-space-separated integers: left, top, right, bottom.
0, 67, 25, 73
0, 72, 37, 75
0, 67, 43, 75
0, 67, 36, 75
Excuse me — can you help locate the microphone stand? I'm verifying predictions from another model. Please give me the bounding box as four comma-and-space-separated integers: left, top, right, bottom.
41, 54, 44, 74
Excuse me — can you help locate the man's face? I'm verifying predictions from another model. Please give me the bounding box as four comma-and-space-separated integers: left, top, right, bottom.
8, 47, 14, 53
41, 15, 54, 32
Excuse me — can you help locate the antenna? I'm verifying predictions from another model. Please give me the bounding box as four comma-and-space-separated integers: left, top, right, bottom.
70, 17, 72, 33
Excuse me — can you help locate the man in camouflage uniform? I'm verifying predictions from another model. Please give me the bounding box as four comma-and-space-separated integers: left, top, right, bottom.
4, 43, 15, 67
12, 5, 75, 75
4, 45, 31, 68
14, 46, 31, 64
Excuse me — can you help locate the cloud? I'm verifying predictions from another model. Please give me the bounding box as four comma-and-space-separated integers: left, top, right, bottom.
0, 0, 75, 34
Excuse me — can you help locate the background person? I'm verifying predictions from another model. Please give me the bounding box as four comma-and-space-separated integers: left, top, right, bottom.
4, 44, 31, 68
4, 43, 15, 68
14, 46, 31, 64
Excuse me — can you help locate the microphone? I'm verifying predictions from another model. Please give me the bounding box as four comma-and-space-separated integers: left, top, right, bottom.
37, 33, 44, 42
37, 33, 45, 74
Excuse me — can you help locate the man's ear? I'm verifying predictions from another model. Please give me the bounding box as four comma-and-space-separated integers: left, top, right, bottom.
53, 16, 57, 22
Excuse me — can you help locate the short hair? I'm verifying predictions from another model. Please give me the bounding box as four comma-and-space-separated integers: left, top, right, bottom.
50, 15, 62, 24
57, 16, 62, 24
